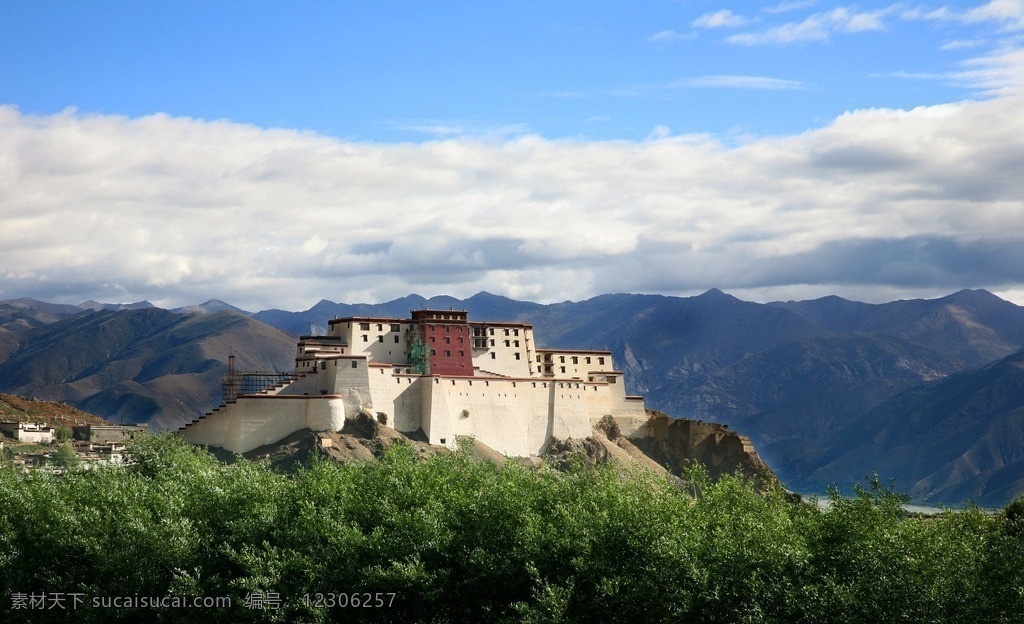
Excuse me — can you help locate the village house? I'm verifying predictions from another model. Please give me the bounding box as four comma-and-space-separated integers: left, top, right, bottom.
0, 421, 54, 444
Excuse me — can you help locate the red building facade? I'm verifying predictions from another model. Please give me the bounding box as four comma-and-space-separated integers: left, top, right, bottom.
411, 309, 474, 376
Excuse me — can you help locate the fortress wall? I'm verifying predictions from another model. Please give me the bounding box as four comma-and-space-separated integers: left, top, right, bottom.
419, 377, 597, 456
181, 395, 348, 454
183, 360, 647, 457
366, 366, 426, 433
278, 372, 322, 396
179, 403, 241, 450
303, 397, 347, 433
325, 358, 373, 413
234, 396, 312, 453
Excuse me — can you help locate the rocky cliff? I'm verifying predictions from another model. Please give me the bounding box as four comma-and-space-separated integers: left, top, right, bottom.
236, 409, 777, 488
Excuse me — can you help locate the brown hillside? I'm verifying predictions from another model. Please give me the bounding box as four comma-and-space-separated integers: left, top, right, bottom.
0, 392, 111, 429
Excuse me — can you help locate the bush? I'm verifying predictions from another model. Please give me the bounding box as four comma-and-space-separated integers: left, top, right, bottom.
0, 437, 1018, 623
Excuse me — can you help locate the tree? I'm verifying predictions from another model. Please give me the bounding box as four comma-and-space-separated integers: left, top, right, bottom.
50, 442, 80, 470
408, 334, 431, 375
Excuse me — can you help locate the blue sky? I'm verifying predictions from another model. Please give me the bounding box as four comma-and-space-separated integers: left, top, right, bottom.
1, 1, 1023, 310
2, 1, 1004, 140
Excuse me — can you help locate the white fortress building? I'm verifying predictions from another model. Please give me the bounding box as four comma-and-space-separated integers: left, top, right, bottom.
179, 309, 647, 456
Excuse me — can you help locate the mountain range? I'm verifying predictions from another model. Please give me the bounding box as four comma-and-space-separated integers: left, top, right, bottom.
2, 289, 1023, 506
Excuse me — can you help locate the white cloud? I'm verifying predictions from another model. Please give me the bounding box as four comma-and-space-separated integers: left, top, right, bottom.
692, 10, 749, 29
2, 94, 1024, 309
902, 0, 1024, 30
686, 75, 805, 89
649, 29, 694, 42
891, 46, 1024, 95
727, 6, 890, 45
545, 75, 805, 99
941, 39, 987, 50
764, 0, 819, 14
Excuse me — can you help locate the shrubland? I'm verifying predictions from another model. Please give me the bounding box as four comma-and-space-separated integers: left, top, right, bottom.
0, 434, 1021, 623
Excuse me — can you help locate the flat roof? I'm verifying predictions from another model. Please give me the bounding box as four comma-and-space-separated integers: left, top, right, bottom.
328, 317, 406, 325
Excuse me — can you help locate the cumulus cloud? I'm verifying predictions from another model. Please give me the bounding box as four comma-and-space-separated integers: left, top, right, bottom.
1, 94, 1024, 310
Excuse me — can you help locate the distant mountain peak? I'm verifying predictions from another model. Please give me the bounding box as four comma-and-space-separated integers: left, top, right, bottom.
173, 300, 252, 316
79, 300, 154, 312
696, 288, 739, 303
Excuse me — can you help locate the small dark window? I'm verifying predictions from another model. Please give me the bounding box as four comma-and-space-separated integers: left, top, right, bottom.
394, 335, 400, 343
378, 335, 384, 342
359, 323, 370, 331
351, 361, 358, 368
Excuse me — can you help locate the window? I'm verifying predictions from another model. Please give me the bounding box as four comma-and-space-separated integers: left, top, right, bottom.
444, 350, 451, 357
599, 357, 605, 365
351, 361, 358, 368
490, 353, 496, 359
390, 324, 400, 332
559, 356, 565, 363
378, 335, 384, 342
504, 340, 510, 347
445, 325, 450, 333
459, 350, 464, 356
504, 328, 510, 336
490, 339, 495, 347
394, 335, 400, 343
514, 353, 520, 360
586, 357, 591, 364
359, 323, 370, 331
572, 356, 578, 364
489, 328, 494, 335
514, 329, 519, 336
376, 323, 382, 331
445, 337, 451, 344
362, 335, 368, 342
430, 349, 436, 356
514, 340, 519, 347
560, 366, 566, 373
